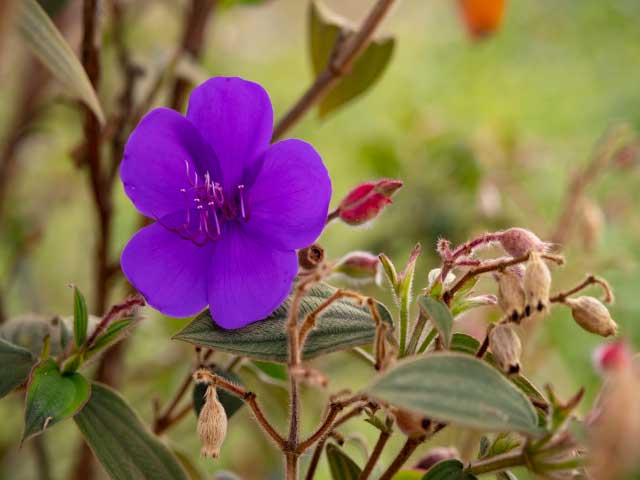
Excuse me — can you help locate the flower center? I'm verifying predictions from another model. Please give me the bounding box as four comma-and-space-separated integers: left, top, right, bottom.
161, 162, 248, 245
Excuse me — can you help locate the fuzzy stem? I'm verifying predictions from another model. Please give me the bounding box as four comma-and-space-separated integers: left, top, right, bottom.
359, 430, 391, 480
304, 437, 327, 480
466, 450, 526, 475
549, 274, 614, 304
378, 435, 425, 480
405, 311, 428, 355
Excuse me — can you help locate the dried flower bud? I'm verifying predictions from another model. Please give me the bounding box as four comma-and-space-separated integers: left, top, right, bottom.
499, 228, 551, 258
496, 270, 526, 322
197, 385, 228, 459
298, 244, 325, 270
593, 340, 631, 373
523, 251, 551, 317
392, 407, 431, 438
332, 251, 380, 285
489, 324, 522, 374
565, 296, 617, 337
414, 447, 460, 471
337, 179, 403, 226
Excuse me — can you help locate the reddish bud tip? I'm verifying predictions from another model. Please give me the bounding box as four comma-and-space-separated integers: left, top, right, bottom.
498, 227, 552, 258
332, 251, 380, 284
338, 179, 403, 226
593, 340, 631, 373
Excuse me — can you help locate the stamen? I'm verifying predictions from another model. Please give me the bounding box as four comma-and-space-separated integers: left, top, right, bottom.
237, 185, 247, 221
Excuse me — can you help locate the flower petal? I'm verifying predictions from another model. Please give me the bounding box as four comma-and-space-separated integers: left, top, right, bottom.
120, 107, 219, 219
207, 224, 298, 329
121, 222, 212, 317
244, 139, 332, 251
186, 77, 273, 190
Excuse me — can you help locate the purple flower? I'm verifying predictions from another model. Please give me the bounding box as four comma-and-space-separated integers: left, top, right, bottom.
120, 77, 331, 329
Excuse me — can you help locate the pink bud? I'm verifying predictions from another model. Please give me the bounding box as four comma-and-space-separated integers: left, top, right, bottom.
338, 179, 403, 226
498, 227, 551, 257
593, 340, 631, 373
332, 251, 380, 284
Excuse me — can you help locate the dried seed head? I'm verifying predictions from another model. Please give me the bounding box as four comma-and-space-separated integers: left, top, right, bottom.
523, 251, 552, 317
332, 251, 380, 285
565, 296, 617, 337
392, 407, 431, 438
499, 228, 551, 258
413, 447, 460, 471
298, 244, 325, 270
489, 324, 522, 374
197, 385, 228, 459
496, 270, 526, 322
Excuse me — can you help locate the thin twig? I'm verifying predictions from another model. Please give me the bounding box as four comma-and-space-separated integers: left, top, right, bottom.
272, 0, 398, 140
378, 435, 425, 480
359, 429, 391, 480
549, 274, 614, 304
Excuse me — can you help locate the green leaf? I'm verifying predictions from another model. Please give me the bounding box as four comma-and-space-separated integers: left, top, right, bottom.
309, 1, 395, 118
0, 314, 72, 356
0, 338, 36, 398
421, 460, 477, 480
87, 318, 135, 358
251, 360, 288, 381
72, 285, 88, 347
483, 433, 520, 458
418, 296, 453, 349
367, 353, 542, 436
174, 282, 393, 363
193, 368, 244, 419
326, 443, 362, 480
17, 0, 105, 123
23, 359, 90, 442
391, 471, 424, 480
74, 382, 187, 480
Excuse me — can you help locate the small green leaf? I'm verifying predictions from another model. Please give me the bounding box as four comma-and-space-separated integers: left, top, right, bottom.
251, 360, 288, 381
367, 353, 542, 436
483, 433, 520, 458
17, 0, 105, 123
174, 282, 393, 363
0, 338, 36, 398
326, 443, 362, 480
418, 296, 453, 349
74, 382, 187, 480
193, 368, 244, 419
72, 285, 88, 347
23, 359, 90, 442
86, 318, 135, 358
309, 1, 395, 118
378, 253, 399, 292
421, 459, 477, 480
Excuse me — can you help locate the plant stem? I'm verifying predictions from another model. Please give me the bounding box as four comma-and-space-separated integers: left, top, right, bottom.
466, 450, 525, 475
272, 0, 398, 140
549, 274, 613, 304
405, 311, 428, 355
359, 430, 391, 480
304, 437, 327, 480
416, 327, 437, 354
378, 435, 425, 480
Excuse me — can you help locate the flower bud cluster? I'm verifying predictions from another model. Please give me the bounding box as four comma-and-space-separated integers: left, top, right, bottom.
523, 251, 552, 317
488, 324, 522, 374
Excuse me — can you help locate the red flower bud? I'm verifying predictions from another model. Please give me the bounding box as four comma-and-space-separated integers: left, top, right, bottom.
332, 251, 380, 284
593, 340, 631, 374
338, 179, 403, 226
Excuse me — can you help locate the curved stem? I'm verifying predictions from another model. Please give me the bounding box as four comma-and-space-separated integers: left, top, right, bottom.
359, 430, 391, 480
378, 436, 425, 480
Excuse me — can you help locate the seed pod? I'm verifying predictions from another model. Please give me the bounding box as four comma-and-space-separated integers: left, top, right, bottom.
489, 324, 522, 374
496, 270, 526, 322
499, 228, 550, 258
392, 407, 431, 438
298, 244, 325, 270
414, 447, 460, 471
197, 385, 228, 458
565, 296, 617, 337
523, 251, 551, 317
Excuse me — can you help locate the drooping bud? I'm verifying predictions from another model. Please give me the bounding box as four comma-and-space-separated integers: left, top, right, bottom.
332, 251, 380, 285
392, 407, 431, 438
413, 447, 460, 471
197, 385, 228, 458
298, 244, 325, 270
593, 340, 631, 373
337, 179, 403, 226
498, 228, 551, 258
496, 270, 526, 322
565, 296, 617, 337
523, 251, 552, 317
488, 324, 522, 374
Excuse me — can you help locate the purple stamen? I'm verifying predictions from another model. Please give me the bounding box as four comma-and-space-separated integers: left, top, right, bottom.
238, 184, 246, 221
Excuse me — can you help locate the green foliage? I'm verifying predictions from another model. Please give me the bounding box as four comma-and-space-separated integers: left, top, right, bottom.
74, 382, 187, 480
309, 1, 395, 117
86, 318, 135, 358
0, 338, 35, 398
23, 359, 90, 442
326, 443, 362, 480
420, 459, 477, 480
417, 296, 453, 348
17, 0, 104, 123
367, 353, 542, 435
72, 285, 88, 347
174, 282, 393, 362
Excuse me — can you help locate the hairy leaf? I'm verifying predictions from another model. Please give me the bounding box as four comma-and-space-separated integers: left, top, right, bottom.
367, 353, 542, 435
174, 282, 393, 362
421, 459, 477, 479
0, 314, 72, 356
0, 338, 35, 398
72, 285, 88, 347
326, 443, 362, 480
23, 359, 90, 441
418, 296, 453, 348
74, 382, 187, 480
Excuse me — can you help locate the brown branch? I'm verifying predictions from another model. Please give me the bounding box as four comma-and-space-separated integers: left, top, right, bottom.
272, 0, 398, 140
304, 437, 327, 480
550, 274, 614, 304
359, 429, 391, 480
378, 435, 426, 480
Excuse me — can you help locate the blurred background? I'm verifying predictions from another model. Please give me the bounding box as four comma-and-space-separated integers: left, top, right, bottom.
1, 0, 639, 478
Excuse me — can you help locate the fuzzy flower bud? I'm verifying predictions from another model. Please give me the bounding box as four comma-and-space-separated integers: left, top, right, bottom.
499, 228, 551, 258
332, 251, 380, 285
392, 407, 431, 438
197, 385, 228, 458
565, 296, 617, 337
337, 179, 403, 226
593, 340, 631, 373
489, 324, 522, 374
413, 447, 460, 471
523, 251, 552, 317
496, 270, 526, 322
